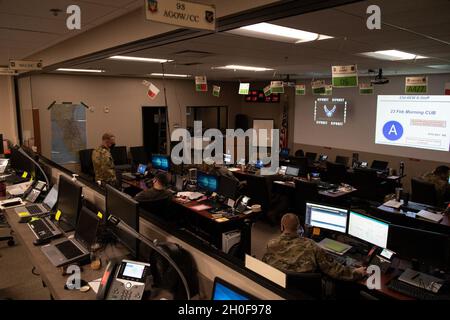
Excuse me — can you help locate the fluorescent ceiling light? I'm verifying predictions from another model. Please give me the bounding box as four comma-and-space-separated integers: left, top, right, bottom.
150, 73, 191, 78
428, 64, 450, 70
215, 65, 273, 72
57, 68, 104, 73
231, 22, 333, 43
109, 55, 173, 63
360, 50, 428, 61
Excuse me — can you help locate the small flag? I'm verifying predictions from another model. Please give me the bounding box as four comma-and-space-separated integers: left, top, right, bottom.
147, 82, 160, 99
195, 76, 208, 92
212, 85, 221, 97
239, 83, 250, 95
295, 84, 306, 95
270, 81, 284, 94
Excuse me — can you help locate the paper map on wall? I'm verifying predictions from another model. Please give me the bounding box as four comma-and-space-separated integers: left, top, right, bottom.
51, 104, 87, 164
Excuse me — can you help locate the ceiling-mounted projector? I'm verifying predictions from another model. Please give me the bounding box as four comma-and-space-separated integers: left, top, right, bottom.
370, 68, 389, 85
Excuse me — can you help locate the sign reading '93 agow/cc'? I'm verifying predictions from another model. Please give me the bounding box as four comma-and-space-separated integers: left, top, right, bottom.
145, 0, 216, 31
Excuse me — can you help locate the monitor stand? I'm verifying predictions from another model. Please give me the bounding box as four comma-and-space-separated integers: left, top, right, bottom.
56, 219, 75, 233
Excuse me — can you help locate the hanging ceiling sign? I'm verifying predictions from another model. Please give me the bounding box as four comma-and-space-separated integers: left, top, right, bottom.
332, 64, 358, 88
9, 59, 43, 71
295, 84, 306, 96
145, 0, 216, 31
359, 83, 374, 95
0, 67, 17, 76
405, 76, 427, 94
311, 80, 326, 95
270, 81, 284, 94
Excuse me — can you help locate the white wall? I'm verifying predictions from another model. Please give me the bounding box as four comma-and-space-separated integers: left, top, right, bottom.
0, 75, 18, 144
294, 74, 450, 163
18, 74, 242, 159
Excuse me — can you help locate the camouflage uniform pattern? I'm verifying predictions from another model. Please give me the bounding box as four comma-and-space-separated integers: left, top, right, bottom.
262, 233, 362, 281
422, 172, 449, 205
92, 146, 116, 184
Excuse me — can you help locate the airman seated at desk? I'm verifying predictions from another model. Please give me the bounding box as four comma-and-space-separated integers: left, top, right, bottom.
134, 172, 173, 202
262, 213, 367, 281
422, 165, 450, 206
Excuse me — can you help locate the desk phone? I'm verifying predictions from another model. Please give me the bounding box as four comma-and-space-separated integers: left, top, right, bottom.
97, 259, 151, 300
23, 181, 46, 203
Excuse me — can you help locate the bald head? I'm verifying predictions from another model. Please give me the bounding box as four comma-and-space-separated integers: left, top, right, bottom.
281, 213, 300, 233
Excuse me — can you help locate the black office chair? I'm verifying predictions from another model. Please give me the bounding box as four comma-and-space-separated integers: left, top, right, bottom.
325, 161, 347, 184
305, 152, 317, 163
352, 168, 385, 201
288, 156, 308, 176
411, 178, 438, 206
139, 197, 175, 220
285, 271, 323, 300
79, 149, 94, 176
294, 149, 305, 157
244, 175, 274, 215
130, 146, 149, 167
294, 179, 319, 218
335, 156, 349, 167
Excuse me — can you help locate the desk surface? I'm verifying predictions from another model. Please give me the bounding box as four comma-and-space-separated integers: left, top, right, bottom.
3, 208, 129, 300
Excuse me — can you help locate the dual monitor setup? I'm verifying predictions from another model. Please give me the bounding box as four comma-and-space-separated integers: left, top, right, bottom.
305, 202, 450, 269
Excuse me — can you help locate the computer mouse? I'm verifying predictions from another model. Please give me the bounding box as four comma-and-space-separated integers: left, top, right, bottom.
33, 238, 51, 246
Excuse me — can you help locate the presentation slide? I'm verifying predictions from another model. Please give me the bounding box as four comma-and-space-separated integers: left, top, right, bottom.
314, 98, 347, 126
375, 95, 450, 152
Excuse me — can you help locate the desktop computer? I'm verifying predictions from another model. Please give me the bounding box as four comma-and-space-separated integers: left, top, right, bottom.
151, 155, 170, 172
106, 185, 140, 258
222, 230, 241, 254
197, 172, 218, 193
211, 277, 255, 300
348, 211, 389, 248
305, 203, 348, 234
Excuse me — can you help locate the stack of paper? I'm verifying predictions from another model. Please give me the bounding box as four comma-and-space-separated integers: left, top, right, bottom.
416, 210, 443, 223
383, 200, 402, 209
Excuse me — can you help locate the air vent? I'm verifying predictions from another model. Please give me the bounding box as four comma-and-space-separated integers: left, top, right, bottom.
173, 50, 214, 58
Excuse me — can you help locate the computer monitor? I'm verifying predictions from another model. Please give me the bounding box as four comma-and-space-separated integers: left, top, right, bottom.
285, 166, 300, 177
42, 185, 58, 210
388, 225, 450, 269
224, 154, 232, 165
348, 211, 389, 248
151, 155, 170, 171
137, 164, 147, 175
318, 154, 328, 162
75, 207, 100, 250
278, 166, 287, 175
10, 147, 36, 176
197, 172, 218, 193
218, 175, 238, 199
305, 203, 348, 233
371, 160, 388, 171
56, 175, 82, 231
106, 185, 140, 257
335, 156, 349, 167
255, 159, 263, 169
212, 277, 255, 300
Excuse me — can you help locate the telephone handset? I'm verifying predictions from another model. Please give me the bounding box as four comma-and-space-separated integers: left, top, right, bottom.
234, 195, 250, 213
97, 259, 151, 300
23, 180, 46, 203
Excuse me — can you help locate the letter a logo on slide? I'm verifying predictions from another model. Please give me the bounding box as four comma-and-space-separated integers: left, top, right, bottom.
382, 121, 403, 141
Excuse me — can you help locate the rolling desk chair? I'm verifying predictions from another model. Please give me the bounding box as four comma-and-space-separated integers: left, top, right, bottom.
305, 152, 317, 164
411, 178, 438, 206
285, 271, 324, 300
288, 156, 308, 176
352, 168, 384, 201
294, 149, 305, 157
335, 156, 350, 167
325, 161, 347, 184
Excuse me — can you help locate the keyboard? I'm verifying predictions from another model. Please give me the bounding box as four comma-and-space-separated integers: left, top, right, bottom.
28, 218, 57, 239
55, 241, 83, 260
26, 204, 43, 215
388, 279, 449, 300
317, 181, 337, 190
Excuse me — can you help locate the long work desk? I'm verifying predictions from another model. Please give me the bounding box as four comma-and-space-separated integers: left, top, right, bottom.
1, 206, 128, 300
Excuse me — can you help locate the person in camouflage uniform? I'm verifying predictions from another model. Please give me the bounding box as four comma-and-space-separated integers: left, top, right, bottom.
421, 165, 449, 206
92, 133, 117, 185
262, 213, 366, 281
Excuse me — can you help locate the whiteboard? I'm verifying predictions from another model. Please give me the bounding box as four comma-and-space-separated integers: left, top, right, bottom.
253, 119, 274, 147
